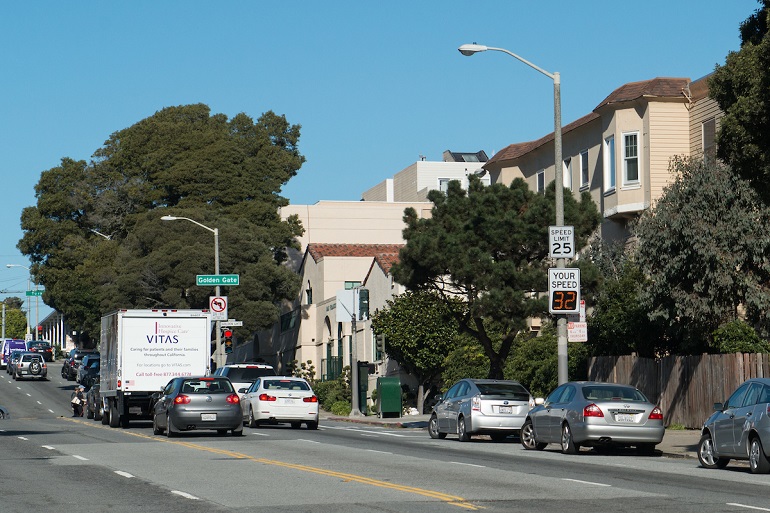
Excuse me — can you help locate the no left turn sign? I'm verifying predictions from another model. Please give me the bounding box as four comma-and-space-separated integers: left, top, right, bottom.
210, 296, 228, 320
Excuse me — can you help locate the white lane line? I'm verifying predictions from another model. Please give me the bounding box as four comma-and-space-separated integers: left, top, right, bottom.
37, 401, 42, 405
323, 426, 406, 437
115, 471, 134, 478
297, 439, 320, 444
727, 504, 770, 512
42, 445, 55, 450
171, 491, 200, 500
562, 478, 611, 487
48, 409, 54, 413
450, 462, 486, 468
26, 393, 31, 397
250, 432, 270, 437
366, 449, 393, 455
73, 455, 88, 461
359, 434, 378, 438
18, 436, 29, 440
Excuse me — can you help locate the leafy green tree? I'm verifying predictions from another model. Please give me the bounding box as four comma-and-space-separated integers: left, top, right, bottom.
633, 157, 770, 353
441, 335, 490, 390
18, 104, 305, 345
2, 308, 29, 339
710, 1, 770, 202
3, 297, 24, 310
392, 176, 600, 379
371, 290, 457, 413
712, 320, 770, 354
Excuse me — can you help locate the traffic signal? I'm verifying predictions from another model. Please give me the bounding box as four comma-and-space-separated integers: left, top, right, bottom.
375, 333, 385, 355
358, 288, 369, 320
223, 329, 233, 354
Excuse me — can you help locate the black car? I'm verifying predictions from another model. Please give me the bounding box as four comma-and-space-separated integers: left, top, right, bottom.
26, 340, 54, 362
62, 349, 97, 381
7, 350, 25, 375
86, 377, 103, 421
77, 354, 100, 387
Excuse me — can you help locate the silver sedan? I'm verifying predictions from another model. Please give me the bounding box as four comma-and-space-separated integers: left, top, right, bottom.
428, 379, 534, 442
521, 381, 664, 454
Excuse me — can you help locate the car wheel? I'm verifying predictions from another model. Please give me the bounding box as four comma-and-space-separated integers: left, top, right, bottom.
561, 423, 580, 454
232, 425, 243, 436
30, 362, 41, 375
635, 443, 656, 455
749, 437, 770, 474
248, 407, 259, 428
108, 402, 121, 428
166, 414, 178, 438
457, 416, 471, 442
307, 421, 319, 430
520, 419, 546, 450
152, 414, 163, 435
428, 415, 446, 439
697, 433, 729, 469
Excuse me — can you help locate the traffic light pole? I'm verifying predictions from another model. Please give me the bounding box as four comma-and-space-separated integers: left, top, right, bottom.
349, 312, 362, 417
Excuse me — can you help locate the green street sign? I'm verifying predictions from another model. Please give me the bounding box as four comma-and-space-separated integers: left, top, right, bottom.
26, 290, 44, 297
196, 274, 240, 286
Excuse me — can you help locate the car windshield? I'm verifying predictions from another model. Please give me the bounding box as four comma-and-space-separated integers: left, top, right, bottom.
263, 379, 310, 391
582, 385, 648, 402
180, 379, 234, 394
475, 382, 530, 400
227, 367, 274, 381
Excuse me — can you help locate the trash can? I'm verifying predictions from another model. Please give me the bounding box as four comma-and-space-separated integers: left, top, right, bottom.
377, 377, 401, 418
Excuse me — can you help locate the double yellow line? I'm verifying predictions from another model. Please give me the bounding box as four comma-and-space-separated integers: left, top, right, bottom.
65, 418, 482, 510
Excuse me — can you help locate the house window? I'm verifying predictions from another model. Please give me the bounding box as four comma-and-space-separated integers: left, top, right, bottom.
604, 136, 616, 192
438, 178, 450, 193
580, 150, 589, 187
344, 281, 361, 290
563, 157, 572, 191
703, 118, 716, 164
623, 132, 639, 185
536, 170, 545, 193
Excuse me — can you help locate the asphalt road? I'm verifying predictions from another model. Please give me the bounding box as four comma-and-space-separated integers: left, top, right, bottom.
2, 362, 770, 513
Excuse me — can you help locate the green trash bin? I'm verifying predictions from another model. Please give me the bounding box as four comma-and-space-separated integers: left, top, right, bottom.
377, 377, 401, 418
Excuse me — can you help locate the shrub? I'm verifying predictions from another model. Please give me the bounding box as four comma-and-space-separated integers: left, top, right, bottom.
312, 366, 351, 411
712, 320, 770, 354
329, 400, 351, 416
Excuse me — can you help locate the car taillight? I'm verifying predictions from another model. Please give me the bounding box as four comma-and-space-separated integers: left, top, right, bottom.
226, 394, 240, 404
648, 407, 663, 420
471, 395, 481, 411
583, 403, 604, 417
174, 395, 191, 404
303, 396, 318, 403
259, 393, 277, 402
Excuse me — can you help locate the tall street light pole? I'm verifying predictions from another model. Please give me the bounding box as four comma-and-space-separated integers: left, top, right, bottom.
6, 264, 36, 339
160, 216, 221, 368
459, 43, 568, 385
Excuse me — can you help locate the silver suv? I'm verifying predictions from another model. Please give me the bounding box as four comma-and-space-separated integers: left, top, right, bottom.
14, 352, 48, 381
698, 378, 770, 474
212, 363, 276, 393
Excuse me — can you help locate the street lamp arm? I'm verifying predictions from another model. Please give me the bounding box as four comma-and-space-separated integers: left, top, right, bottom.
458, 43, 557, 82
161, 215, 216, 235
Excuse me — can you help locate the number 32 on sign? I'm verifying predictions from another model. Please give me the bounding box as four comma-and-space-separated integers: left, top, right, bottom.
548, 268, 580, 314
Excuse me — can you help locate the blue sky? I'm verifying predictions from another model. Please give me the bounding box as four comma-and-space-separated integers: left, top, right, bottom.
0, 0, 760, 320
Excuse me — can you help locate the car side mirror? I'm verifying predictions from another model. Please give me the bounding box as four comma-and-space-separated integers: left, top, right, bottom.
435, 394, 443, 403
238, 388, 247, 394
713, 402, 724, 411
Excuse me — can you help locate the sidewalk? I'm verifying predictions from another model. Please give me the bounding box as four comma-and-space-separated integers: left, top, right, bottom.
320, 410, 701, 459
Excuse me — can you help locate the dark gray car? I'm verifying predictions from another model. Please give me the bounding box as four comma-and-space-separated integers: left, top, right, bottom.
698, 378, 770, 474
521, 381, 664, 454
428, 379, 534, 442
152, 376, 243, 437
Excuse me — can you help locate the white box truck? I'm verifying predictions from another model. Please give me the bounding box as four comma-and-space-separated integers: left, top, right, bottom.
100, 309, 212, 428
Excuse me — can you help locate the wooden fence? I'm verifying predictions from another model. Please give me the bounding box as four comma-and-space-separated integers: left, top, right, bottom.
588, 353, 770, 429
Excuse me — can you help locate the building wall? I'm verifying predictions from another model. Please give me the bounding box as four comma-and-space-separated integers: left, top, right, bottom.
648, 101, 690, 203
689, 95, 723, 159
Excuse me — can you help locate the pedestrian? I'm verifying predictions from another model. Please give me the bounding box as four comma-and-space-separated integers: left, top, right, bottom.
76, 386, 86, 417
70, 385, 85, 417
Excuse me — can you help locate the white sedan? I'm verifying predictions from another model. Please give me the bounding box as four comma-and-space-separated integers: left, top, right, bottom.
240, 377, 319, 429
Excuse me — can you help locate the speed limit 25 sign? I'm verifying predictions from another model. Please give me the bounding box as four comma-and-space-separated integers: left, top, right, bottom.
549, 225, 574, 259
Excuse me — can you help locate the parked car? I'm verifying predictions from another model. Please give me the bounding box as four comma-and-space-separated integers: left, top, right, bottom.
428, 379, 534, 442
86, 377, 103, 421
521, 381, 665, 454
240, 376, 319, 429
7, 350, 26, 376
62, 348, 97, 381
698, 378, 770, 474
77, 354, 100, 386
212, 362, 276, 393
152, 376, 243, 437
25, 340, 53, 362
2, 339, 27, 369
13, 352, 48, 381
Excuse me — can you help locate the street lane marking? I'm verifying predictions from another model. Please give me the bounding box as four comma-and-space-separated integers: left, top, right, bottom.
323, 426, 406, 437
172, 491, 200, 500
450, 462, 486, 468
727, 504, 770, 512
37, 401, 42, 404
18, 436, 28, 440
562, 478, 611, 487
297, 439, 321, 444
42, 445, 55, 450
366, 449, 393, 455
115, 471, 134, 478
73, 455, 88, 461
250, 432, 270, 436
61, 418, 479, 510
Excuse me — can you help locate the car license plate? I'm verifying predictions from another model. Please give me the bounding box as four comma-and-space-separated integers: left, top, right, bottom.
129, 407, 142, 415
615, 413, 635, 422
201, 413, 216, 421
499, 406, 512, 414
282, 398, 297, 405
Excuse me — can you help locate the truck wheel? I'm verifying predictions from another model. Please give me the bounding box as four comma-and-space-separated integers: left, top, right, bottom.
109, 401, 120, 428
101, 403, 109, 425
